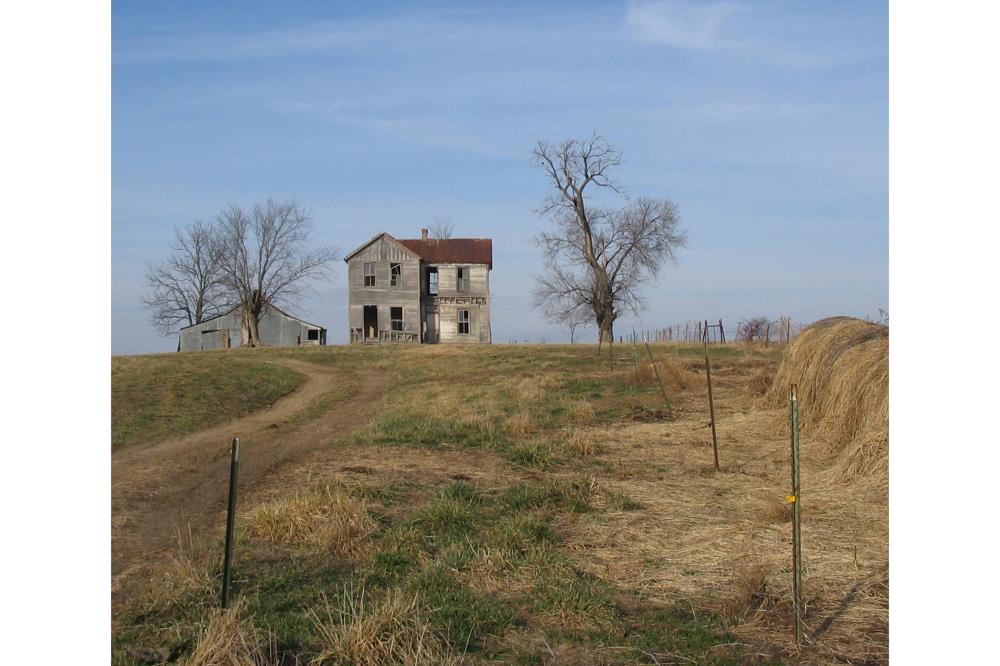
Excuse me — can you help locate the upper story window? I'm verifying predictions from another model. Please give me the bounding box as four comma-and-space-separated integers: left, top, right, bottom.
458, 309, 470, 335
363, 262, 376, 287
427, 268, 439, 295
457, 267, 470, 292
390, 263, 401, 287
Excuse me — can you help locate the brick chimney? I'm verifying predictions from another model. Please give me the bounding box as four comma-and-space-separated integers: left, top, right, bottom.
421, 227, 429, 240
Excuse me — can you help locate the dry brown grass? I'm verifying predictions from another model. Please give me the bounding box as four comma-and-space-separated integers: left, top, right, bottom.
563, 428, 605, 457
187, 598, 266, 666
765, 317, 888, 483
507, 412, 534, 438
308, 587, 458, 665
460, 544, 531, 595
243, 483, 378, 557
625, 351, 700, 394
723, 563, 776, 621
135, 526, 216, 617
559, 332, 889, 664
747, 370, 773, 398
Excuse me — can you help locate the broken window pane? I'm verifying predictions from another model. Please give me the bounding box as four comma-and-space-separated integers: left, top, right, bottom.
457, 267, 470, 292
391, 307, 404, 331
390, 263, 401, 287
364, 262, 376, 287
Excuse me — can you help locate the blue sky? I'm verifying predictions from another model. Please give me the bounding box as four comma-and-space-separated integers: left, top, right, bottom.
112, 0, 887, 354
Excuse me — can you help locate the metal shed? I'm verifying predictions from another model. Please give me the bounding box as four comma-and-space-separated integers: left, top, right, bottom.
178, 305, 327, 351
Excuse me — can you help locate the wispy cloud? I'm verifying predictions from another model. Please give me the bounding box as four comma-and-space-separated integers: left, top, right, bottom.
112, 9, 581, 66
625, 0, 740, 49
114, 20, 397, 64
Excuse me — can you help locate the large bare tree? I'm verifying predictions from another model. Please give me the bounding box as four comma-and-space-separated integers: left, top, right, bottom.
213, 199, 338, 347
142, 221, 229, 335
532, 135, 686, 354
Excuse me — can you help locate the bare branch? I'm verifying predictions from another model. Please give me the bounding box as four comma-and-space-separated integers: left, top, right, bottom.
430, 216, 455, 240
142, 220, 230, 336
213, 199, 339, 346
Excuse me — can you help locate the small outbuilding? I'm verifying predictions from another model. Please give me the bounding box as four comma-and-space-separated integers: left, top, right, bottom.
178, 305, 327, 351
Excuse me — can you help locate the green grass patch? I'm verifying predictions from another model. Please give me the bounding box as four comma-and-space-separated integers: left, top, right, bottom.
611, 604, 748, 665
111, 354, 303, 448
605, 488, 645, 511
507, 441, 553, 468
362, 414, 510, 449
410, 566, 520, 648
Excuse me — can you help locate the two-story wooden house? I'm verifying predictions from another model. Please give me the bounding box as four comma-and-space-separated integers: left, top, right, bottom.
344, 229, 493, 344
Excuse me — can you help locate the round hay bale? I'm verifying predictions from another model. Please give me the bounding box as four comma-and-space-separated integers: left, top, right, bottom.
766, 317, 888, 482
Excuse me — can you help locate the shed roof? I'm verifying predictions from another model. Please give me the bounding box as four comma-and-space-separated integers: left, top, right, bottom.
398, 238, 493, 269
179, 303, 325, 331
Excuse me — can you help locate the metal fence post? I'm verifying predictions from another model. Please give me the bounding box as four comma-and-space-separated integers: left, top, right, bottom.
644, 341, 672, 416
789, 387, 803, 646
221, 437, 240, 609
704, 337, 720, 471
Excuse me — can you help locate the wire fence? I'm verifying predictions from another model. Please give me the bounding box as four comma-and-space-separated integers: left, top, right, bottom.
632, 316, 806, 345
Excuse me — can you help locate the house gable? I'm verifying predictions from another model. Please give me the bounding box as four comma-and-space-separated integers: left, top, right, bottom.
343, 232, 423, 264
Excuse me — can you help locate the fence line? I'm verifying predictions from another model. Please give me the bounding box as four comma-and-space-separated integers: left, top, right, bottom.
630, 316, 805, 345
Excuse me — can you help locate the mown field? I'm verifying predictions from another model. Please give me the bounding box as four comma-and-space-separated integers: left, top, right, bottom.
111, 339, 887, 665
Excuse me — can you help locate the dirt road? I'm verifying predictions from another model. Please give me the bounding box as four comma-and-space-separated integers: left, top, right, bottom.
111, 357, 385, 611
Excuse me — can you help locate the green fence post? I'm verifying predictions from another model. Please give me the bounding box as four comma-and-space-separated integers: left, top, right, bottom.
221, 437, 240, 609
789, 386, 803, 646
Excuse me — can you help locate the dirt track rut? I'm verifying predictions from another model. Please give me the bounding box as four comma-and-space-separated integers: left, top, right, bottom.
111, 357, 385, 611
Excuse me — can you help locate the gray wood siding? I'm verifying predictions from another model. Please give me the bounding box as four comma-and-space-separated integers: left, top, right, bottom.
347, 237, 422, 340
346, 236, 492, 344
429, 263, 491, 344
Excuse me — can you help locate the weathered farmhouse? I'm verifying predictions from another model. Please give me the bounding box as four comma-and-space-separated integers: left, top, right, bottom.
179, 305, 327, 351
344, 229, 493, 344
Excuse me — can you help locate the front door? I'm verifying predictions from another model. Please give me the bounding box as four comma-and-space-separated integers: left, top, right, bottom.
425, 308, 439, 343
363, 305, 378, 340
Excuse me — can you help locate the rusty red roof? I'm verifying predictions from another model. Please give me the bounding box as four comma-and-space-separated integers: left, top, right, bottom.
398, 238, 493, 269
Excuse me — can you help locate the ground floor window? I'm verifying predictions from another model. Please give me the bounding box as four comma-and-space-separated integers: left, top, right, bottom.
307, 328, 319, 340
458, 309, 470, 335
391, 306, 404, 331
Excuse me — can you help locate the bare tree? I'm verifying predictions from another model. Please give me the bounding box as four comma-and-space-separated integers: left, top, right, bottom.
565, 310, 590, 344
430, 216, 454, 239
142, 221, 229, 335
737, 317, 769, 344
214, 199, 338, 347
532, 135, 687, 356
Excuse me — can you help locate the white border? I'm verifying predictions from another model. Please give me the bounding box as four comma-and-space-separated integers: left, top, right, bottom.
2, 1, 111, 661
891, 2, 1000, 661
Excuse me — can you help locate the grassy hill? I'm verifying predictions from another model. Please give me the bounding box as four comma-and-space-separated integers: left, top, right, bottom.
112, 342, 886, 665
112, 352, 304, 448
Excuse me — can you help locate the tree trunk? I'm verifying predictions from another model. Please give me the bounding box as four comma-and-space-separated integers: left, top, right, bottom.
240, 297, 264, 347
597, 319, 616, 363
